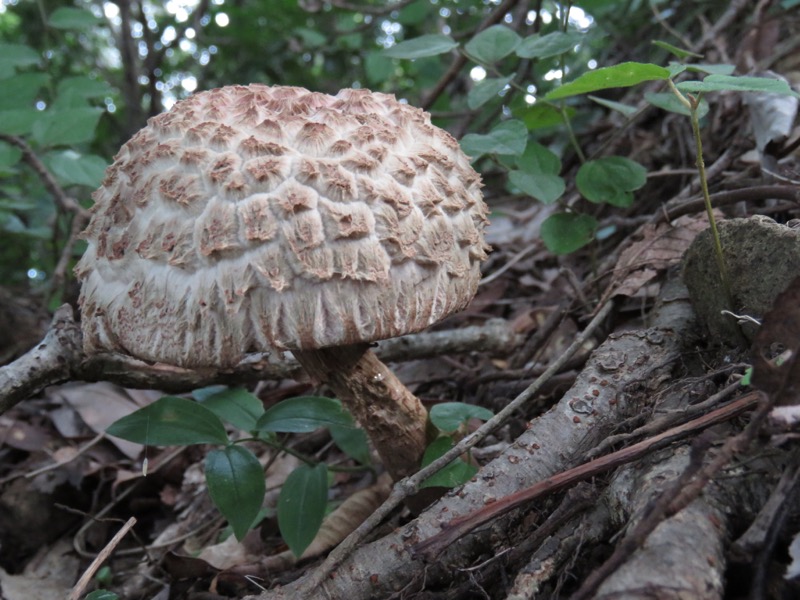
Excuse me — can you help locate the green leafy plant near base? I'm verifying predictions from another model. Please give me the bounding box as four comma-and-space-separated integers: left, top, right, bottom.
106, 389, 493, 556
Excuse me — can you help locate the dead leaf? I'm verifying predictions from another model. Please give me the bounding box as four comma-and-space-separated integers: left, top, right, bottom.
0, 418, 52, 451
50, 382, 156, 459
611, 214, 711, 298
751, 275, 800, 405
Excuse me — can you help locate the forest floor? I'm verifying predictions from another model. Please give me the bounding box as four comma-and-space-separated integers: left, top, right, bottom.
2, 5, 800, 600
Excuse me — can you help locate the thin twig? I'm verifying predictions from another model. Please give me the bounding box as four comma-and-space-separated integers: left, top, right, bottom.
69, 516, 137, 600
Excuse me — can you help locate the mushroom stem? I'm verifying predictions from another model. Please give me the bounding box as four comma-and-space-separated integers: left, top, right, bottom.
293, 344, 430, 481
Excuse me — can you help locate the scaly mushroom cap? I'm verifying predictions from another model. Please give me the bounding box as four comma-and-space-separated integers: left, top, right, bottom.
75, 84, 490, 367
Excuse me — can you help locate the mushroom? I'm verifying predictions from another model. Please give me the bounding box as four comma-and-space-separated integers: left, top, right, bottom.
75, 84, 490, 481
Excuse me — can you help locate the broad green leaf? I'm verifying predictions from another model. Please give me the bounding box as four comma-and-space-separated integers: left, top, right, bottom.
517, 31, 583, 59
540, 212, 598, 254
420, 437, 478, 489
651, 40, 703, 60
429, 402, 493, 433
517, 141, 561, 175
256, 396, 353, 433
460, 120, 527, 159
397, 0, 434, 25
0, 142, 22, 170
330, 424, 371, 465
0, 73, 48, 110
464, 25, 521, 64
56, 76, 114, 100
205, 445, 266, 541
508, 170, 565, 204
588, 95, 638, 116
467, 76, 512, 109
106, 396, 229, 446
677, 74, 800, 97
0, 43, 39, 78
383, 34, 458, 59
514, 102, 571, 130
576, 156, 647, 207
0, 109, 40, 136
47, 7, 100, 30
44, 151, 108, 188
32, 107, 104, 146
199, 388, 265, 432
645, 91, 709, 118
544, 62, 670, 100
278, 463, 328, 556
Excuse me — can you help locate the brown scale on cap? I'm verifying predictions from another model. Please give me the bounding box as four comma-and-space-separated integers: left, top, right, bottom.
76, 84, 490, 484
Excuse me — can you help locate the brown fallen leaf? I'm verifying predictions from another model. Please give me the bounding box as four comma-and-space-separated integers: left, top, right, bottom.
611, 213, 713, 298
751, 274, 800, 405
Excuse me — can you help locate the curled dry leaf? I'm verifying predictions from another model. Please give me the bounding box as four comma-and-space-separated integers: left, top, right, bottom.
751, 275, 800, 405
611, 213, 712, 298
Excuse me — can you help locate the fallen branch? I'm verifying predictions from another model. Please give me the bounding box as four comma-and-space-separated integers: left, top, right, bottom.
0, 308, 521, 412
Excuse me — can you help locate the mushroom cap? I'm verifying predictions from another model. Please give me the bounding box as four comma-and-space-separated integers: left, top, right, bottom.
75, 84, 490, 368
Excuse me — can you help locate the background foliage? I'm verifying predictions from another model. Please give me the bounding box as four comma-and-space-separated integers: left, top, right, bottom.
0, 0, 757, 295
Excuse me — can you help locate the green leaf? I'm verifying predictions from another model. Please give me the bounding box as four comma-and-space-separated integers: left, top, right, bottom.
32, 107, 104, 146
205, 445, 266, 541
517, 31, 583, 59
48, 7, 100, 30
682, 63, 735, 75
278, 463, 328, 556
429, 402, 493, 433
0, 43, 39, 78
651, 40, 703, 60
84, 591, 119, 600
0, 141, 22, 170
0, 109, 40, 136
588, 95, 638, 116
467, 76, 512, 109
464, 25, 521, 64
56, 76, 114, 100
199, 388, 265, 432
540, 213, 598, 254
294, 27, 327, 48
677, 74, 800, 97
383, 34, 458, 59
397, 0, 434, 24
364, 51, 395, 84
0, 73, 48, 110
544, 62, 670, 100
517, 141, 561, 175
330, 424, 371, 465
576, 156, 647, 207
420, 437, 478, 489
645, 91, 709, 118
256, 396, 353, 433
508, 170, 565, 204
106, 396, 230, 446
460, 120, 527, 159
514, 102, 571, 130
43, 151, 108, 188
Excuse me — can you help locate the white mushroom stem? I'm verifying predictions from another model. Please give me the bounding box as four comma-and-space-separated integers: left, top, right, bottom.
293, 344, 431, 481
